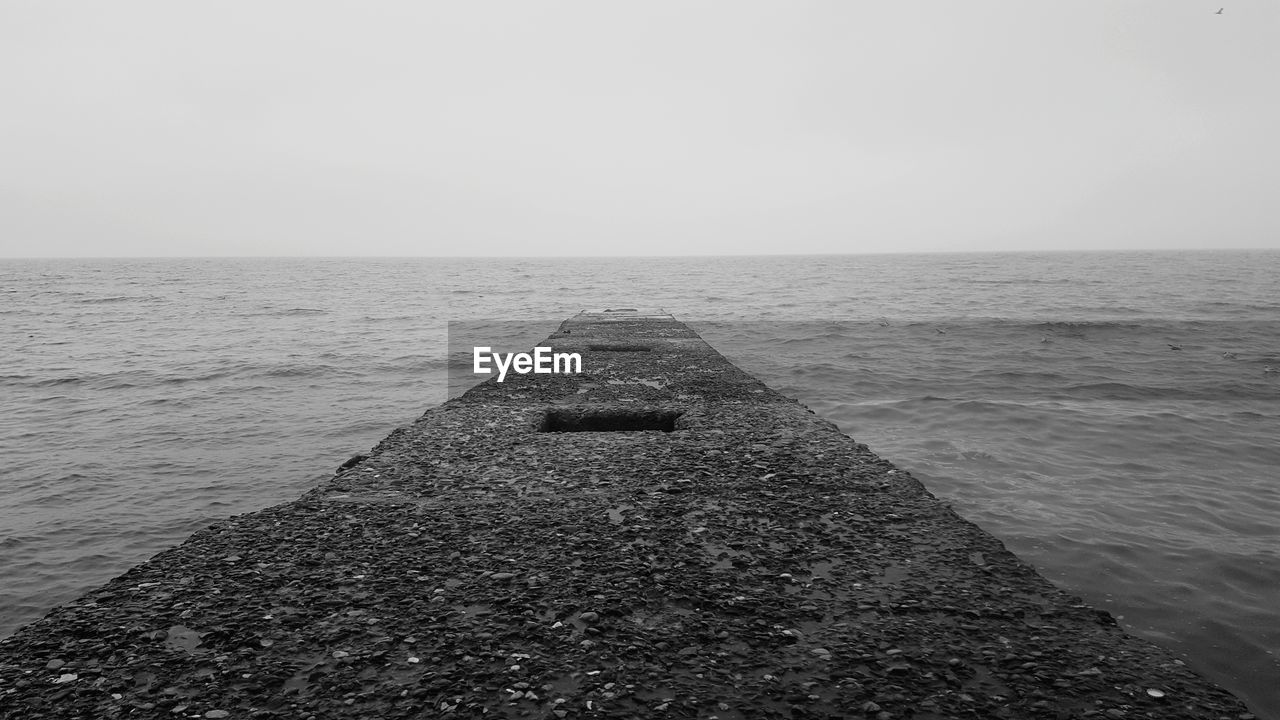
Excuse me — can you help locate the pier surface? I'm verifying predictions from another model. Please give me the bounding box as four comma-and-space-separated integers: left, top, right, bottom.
0, 311, 1255, 719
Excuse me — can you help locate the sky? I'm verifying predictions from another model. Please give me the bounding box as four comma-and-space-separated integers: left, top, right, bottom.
1, 1, 1277, 258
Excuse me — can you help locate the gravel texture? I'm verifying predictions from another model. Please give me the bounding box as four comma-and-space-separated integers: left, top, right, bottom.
0, 310, 1256, 719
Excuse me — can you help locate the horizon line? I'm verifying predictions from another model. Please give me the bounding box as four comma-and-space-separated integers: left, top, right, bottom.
3, 247, 1278, 261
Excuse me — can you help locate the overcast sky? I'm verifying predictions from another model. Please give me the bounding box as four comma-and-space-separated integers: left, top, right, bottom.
2, 2, 1277, 257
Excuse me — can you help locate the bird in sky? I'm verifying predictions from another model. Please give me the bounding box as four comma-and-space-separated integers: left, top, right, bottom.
1215, 7, 1224, 14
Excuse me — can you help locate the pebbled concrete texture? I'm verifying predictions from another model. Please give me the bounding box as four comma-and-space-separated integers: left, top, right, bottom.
0, 311, 1257, 719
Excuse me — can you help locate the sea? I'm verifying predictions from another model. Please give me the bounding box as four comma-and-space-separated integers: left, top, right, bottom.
1, 251, 1278, 717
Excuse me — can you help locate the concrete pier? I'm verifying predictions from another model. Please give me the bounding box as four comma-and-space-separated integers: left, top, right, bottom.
0, 311, 1254, 719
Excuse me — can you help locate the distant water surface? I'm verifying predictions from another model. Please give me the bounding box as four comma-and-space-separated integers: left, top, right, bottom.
1, 252, 1278, 717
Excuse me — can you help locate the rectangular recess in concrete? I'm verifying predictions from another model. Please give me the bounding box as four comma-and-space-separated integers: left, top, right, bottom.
539, 408, 681, 433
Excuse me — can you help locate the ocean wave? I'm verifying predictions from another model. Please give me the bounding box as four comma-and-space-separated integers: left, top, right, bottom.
1062, 382, 1171, 400
255, 364, 360, 379
138, 397, 183, 406
75, 296, 140, 304
159, 370, 236, 385
358, 314, 421, 323
965, 278, 1101, 286
1032, 320, 1146, 333
989, 370, 1067, 383
30, 376, 83, 387
238, 306, 330, 317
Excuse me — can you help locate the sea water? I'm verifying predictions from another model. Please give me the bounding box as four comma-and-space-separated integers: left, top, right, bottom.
1, 252, 1277, 716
